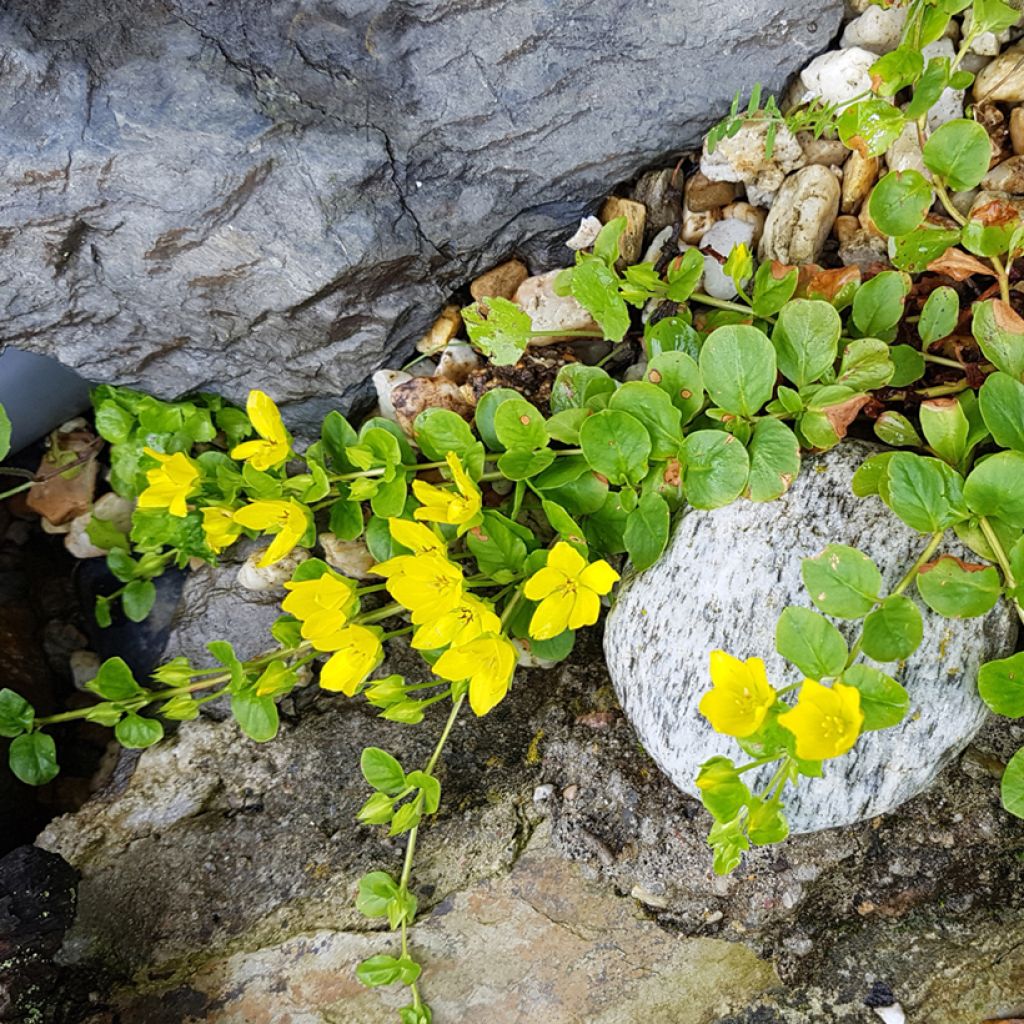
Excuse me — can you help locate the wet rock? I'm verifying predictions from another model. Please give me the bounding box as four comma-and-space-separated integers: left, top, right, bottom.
600, 197, 647, 265
700, 219, 756, 300
700, 120, 807, 207
759, 165, 840, 265
1, 0, 842, 412
840, 5, 907, 53
631, 168, 683, 232
604, 440, 1018, 834
514, 270, 599, 339
974, 41, 1024, 102
800, 47, 877, 106
470, 260, 529, 303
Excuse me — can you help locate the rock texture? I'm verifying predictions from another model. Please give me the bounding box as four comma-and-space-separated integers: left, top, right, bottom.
604, 440, 1019, 834
0, 0, 842, 413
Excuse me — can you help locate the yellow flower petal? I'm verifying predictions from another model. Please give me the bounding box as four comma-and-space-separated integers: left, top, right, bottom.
547, 541, 588, 577
247, 390, 288, 445
523, 566, 566, 601
318, 625, 382, 695
529, 588, 575, 640
578, 559, 620, 594
778, 680, 863, 760
388, 517, 445, 555
567, 587, 601, 630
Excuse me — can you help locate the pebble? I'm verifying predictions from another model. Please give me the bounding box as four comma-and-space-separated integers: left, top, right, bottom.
974, 41, 1024, 102
721, 202, 767, 246
886, 120, 930, 178
436, 342, 481, 384
680, 203, 719, 245
373, 369, 413, 424
470, 258, 529, 301
510, 636, 559, 669
758, 165, 840, 265
391, 376, 474, 436
685, 172, 737, 213
631, 168, 682, 231
1012, 107, 1024, 155
532, 784, 555, 803
414, 304, 461, 355
64, 514, 107, 559
514, 269, 599, 336
922, 39, 964, 132
981, 155, 1024, 193
600, 196, 647, 265
799, 47, 877, 106
70, 649, 101, 691
700, 119, 806, 207
319, 533, 376, 578
236, 547, 308, 591
841, 151, 879, 213
840, 5, 906, 53
700, 218, 755, 300
643, 225, 677, 264
841, 230, 889, 270
566, 216, 604, 250
798, 132, 849, 167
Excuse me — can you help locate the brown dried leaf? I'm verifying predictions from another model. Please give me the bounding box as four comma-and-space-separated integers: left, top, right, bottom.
926, 247, 996, 280
825, 395, 871, 440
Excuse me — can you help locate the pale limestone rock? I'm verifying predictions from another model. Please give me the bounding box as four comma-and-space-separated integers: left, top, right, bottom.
798, 132, 849, 167
415, 304, 462, 355
700, 120, 806, 206
922, 39, 964, 132
800, 47, 877, 106
566, 216, 604, 251
886, 120, 930, 178
721, 202, 767, 246
700, 218, 755, 299
974, 41, 1024, 102
319, 533, 376, 579
681, 203, 720, 245
604, 440, 1018, 833
515, 269, 600, 339
839, 4, 906, 53
981, 155, 1024, 193
1012, 107, 1024, 155
436, 341, 482, 384
758, 165, 840, 264
236, 546, 307, 592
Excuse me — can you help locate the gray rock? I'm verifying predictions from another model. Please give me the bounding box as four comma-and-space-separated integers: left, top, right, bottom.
604, 439, 1018, 834
0, 0, 841, 413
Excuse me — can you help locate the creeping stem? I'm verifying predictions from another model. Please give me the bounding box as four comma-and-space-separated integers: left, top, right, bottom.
979, 516, 1024, 626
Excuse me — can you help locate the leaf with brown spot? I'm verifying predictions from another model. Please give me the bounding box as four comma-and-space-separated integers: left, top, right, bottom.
993, 297, 1024, 334
799, 265, 861, 303
920, 555, 991, 575
972, 199, 1020, 227
926, 247, 996, 280
824, 394, 871, 440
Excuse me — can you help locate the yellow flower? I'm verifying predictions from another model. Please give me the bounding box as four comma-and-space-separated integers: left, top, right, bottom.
282, 572, 359, 646
523, 542, 620, 640
388, 517, 446, 556
411, 595, 502, 651
374, 551, 464, 623
318, 624, 384, 695
202, 506, 243, 553
698, 651, 777, 738
412, 452, 482, 534
433, 633, 517, 716
230, 390, 291, 471
778, 679, 864, 760
138, 448, 200, 518
233, 499, 310, 567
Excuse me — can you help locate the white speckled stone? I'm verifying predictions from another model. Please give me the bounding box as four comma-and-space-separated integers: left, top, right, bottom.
604, 440, 1018, 834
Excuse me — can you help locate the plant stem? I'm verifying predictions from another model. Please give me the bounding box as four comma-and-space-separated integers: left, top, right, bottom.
916, 380, 972, 398
933, 178, 967, 227
688, 293, 756, 317
979, 517, 1024, 626
0, 479, 34, 502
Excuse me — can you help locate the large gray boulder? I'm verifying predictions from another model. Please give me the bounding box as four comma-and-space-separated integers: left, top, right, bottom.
0, 0, 841, 414
604, 440, 1019, 834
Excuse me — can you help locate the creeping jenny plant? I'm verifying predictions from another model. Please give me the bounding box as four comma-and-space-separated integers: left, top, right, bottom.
4, 0, 1024, 1016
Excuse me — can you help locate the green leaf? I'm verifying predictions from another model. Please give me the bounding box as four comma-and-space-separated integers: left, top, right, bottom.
868, 170, 933, 237
473, 387, 519, 449
467, 511, 529, 582
389, 801, 421, 836
496, 448, 555, 480
918, 396, 969, 468
593, 217, 626, 266
549, 364, 616, 413
836, 98, 906, 157
885, 452, 968, 532
645, 351, 704, 423
608, 381, 683, 458
979, 372, 1024, 452
9, 732, 59, 786
964, 452, 1024, 527
852, 452, 895, 499
751, 261, 799, 319
775, 606, 848, 679
0, 403, 10, 461
86, 514, 130, 553
972, 299, 1024, 380
414, 408, 477, 462
695, 757, 751, 823
888, 344, 926, 387
623, 491, 670, 570
708, 816, 749, 876
493, 398, 548, 452
801, 544, 882, 619
114, 713, 165, 750
356, 871, 398, 917
923, 119, 992, 191
699, 324, 776, 417
0, 689, 34, 738
1000, 747, 1024, 818
230, 690, 279, 742
356, 954, 403, 988
841, 664, 909, 731
746, 798, 790, 845
851, 271, 909, 339
891, 225, 962, 274
462, 297, 533, 365
682, 430, 750, 509
122, 579, 157, 623
869, 46, 925, 98
905, 54, 951, 119
978, 652, 1024, 717
360, 746, 406, 794
579, 409, 651, 485
916, 554, 1002, 617
644, 314, 702, 360
94, 401, 134, 444
745, 418, 800, 502
570, 259, 631, 342
88, 656, 144, 701
973, 0, 1020, 34
836, 338, 894, 391
663, 247, 706, 303
861, 595, 923, 662
771, 299, 841, 389
405, 770, 442, 814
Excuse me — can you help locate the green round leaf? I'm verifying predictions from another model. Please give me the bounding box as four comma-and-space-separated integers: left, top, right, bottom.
646, 351, 705, 424
230, 692, 279, 743
888, 344, 926, 387
922, 119, 992, 191
356, 871, 399, 917
885, 452, 968, 533
122, 579, 157, 623
360, 746, 406, 794
919, 397, 970, 467
496, 448, 555, 480
841, 663, 910, 731
836, 338, 895, 391
836, 98, 906, 157
1001, 747, 1024, 818
746, 797, 790, 846
608, 381, 683, 459
623, 491, 670, 571
775, 606, 848, 679
579, 409, 652, 485
87, 656, 143, 701
745, 418, 801, 502
681, 430, 750, 509
771, 299, 841, 389
493, 398, 549, 451
918, 286, 959, 346
916, 554, 1003, 617
861, 595, 923, 662
979, 372, 1024, 453
696, 756, 752, 823
978, 652, 1024, 718
801, 544, 882, 619
699, 325, 777, 418
972, 299, 1024, 380
414, 408, 478, 461
964, 452, 1024, 527
0, 689, 34, 738
875, 410, 923, 449
356, 954, 403, 988
570, 259, 630, 342
115, 713, 165, 750
852, 271, 910, 339
9, 732, 59, 786
868, 170, 933, 237
549, 364, 616, 413
474, 387, 520, 450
